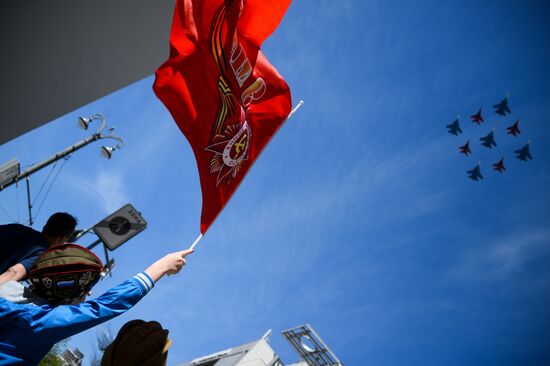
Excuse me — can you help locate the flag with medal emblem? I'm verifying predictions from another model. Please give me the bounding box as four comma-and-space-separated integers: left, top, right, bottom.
154, 0, 292, 233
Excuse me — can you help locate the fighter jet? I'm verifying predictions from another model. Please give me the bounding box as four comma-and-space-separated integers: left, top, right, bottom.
467, 163, 483, 181
446, 117, 462, 135
480, 130, 497, 148
492, 157, 506, 173
470, 108, 484, 125
493, 96, 511, 116
459, 140, 472, 156
514, 142, 532, 161
506, 120, 521, 136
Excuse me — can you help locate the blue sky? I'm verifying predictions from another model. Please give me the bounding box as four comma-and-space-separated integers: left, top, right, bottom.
1, 0, 550, 365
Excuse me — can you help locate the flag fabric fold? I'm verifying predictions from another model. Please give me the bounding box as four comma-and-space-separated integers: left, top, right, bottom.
154, 0, 292, 233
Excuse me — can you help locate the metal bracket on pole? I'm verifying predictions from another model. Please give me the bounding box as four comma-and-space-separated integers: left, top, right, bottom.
103, 243, 111, 264
86, 238, 103, 251
86, 238, 116, 280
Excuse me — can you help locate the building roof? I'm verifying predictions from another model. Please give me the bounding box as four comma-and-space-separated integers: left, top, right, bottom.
0, 0, 174, 144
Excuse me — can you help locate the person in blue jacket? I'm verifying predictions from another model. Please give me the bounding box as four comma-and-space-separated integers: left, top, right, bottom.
0, 212, 77, 286
0, 246, 193, 365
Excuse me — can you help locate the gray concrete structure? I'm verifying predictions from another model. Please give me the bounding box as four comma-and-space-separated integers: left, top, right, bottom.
178, 325, 342, 366
1, 1, 174, 145
178, 337, 283, 366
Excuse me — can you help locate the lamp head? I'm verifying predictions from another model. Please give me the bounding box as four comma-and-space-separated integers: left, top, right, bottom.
101, 146, 115, 159
77, 117, 91, 130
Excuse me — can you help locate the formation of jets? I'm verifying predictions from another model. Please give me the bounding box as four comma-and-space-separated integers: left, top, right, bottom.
446, 95, 532, 181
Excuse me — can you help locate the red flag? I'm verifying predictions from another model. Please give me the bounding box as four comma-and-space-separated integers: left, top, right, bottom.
153, 0, 292, 233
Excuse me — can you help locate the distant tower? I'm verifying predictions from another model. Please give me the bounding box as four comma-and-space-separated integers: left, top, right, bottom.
282, 324, 343, 366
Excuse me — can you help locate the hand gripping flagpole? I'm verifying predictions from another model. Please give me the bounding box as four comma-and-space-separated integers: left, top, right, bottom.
186, 100, 305, 252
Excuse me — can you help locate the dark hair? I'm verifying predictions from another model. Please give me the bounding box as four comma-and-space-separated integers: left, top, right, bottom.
42, 212, 77, 238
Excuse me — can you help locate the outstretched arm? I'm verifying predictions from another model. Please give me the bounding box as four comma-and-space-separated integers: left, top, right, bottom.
33, 248, 195, 341
144, 249, 194, 282
0, 263, 26, 286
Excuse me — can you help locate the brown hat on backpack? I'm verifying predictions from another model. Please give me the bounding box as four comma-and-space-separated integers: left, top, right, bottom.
29, 243, 103, 303
101, 320, 172, 366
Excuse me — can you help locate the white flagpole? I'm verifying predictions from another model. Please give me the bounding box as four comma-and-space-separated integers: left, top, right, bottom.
188, 233, 203, 251
287, 100, 304, 121
186, 100, 304, 252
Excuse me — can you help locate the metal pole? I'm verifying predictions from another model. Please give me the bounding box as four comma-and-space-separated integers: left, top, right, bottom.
0, 134, 102, 191
72, 225, 95, 241
103, 243, 110, 263
25, 177, 33, 226
86, 238, 103, 250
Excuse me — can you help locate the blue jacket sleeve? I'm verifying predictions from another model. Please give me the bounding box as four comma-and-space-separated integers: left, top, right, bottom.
27, 272, 155, 340
18, 251, 41, 273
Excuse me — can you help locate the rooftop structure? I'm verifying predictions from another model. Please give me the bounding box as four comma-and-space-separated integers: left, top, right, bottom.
178, 325, 342, 366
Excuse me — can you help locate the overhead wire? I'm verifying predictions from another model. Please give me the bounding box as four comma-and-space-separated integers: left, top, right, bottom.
31, 159, 58, 207
33, 155, 71, 221
1, 155, 72, 226
0, 200, 17, 223
0, 180, 22, 223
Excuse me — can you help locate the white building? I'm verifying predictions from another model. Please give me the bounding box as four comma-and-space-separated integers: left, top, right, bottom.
178, 324, 342, 366
59, 347, 84, 366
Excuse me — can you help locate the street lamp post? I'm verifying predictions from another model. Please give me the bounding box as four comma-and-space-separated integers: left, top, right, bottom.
0, 113, 124, 225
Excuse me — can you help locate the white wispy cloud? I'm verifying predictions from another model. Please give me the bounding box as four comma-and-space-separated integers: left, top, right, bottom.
67, 169, 130, 214
450, 228, 550, 281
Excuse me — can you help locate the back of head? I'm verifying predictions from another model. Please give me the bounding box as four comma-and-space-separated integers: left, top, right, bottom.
29, 243, 103, 304
101, 320, 171, 366
42, 212, 77, 238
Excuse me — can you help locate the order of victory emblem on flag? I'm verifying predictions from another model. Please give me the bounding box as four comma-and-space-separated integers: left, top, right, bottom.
154, 0, 292, 233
